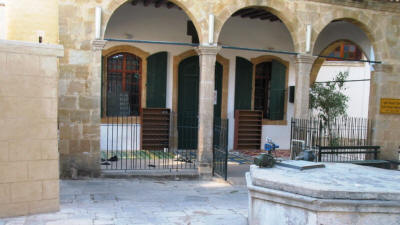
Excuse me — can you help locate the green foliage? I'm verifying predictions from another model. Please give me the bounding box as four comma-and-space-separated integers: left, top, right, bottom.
310, 71, 349, 122
310, 72, 349, 147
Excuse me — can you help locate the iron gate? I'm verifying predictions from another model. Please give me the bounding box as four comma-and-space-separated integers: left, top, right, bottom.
213, 119, 229, 180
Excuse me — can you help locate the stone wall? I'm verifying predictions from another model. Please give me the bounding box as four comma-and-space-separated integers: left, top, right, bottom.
0, 40, 63, 217
58, 0, 400, 176
4, 0, 59, 44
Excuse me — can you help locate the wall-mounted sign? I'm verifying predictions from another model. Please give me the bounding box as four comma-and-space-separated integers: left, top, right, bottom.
380, 98, 400, 114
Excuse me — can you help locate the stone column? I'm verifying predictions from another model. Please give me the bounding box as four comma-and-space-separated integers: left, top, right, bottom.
87, 39, 107, 175
195, 45, 221, 178
369, 63, 400, 161
294, 54, 316, 119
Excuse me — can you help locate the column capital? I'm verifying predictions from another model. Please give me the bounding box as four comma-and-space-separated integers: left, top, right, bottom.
295, 54, 317, 64
195, 45, 221, 56
373, 63, 393, 73
91, 40, 107, 51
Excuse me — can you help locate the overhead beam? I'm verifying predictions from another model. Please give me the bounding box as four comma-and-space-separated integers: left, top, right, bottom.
143, 0, 152, 6
131, 0, 140, 5
166, 1, 175, 8
241, 9, 261, 18
260, 14, 276, 20
249, 11, 270, 19
232, 8, 253, 17
155, 0, 166, 8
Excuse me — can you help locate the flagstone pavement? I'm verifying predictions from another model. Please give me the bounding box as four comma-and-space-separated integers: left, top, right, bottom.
0, 178, 248, 225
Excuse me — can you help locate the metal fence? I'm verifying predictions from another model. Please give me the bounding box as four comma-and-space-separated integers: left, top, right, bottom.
213, 118, 229, 180
100, 112, 197, 171
290, 117, 372, 161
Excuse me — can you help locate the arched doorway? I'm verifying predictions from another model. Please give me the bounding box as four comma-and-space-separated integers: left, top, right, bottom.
100, 0, 203, 172
218, 6, 295, 154
312, 20, 374, 119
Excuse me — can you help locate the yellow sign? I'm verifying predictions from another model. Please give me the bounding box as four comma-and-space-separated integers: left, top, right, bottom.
380, 98, 400, 114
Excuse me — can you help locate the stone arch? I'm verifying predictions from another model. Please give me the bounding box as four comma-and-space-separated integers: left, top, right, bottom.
215, 1, 299, 52
102, 0, 204, 43
312, 16, 382, 61
310, 39, 367, 85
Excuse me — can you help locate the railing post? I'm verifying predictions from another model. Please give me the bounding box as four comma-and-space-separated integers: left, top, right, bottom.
318, 147, 322, 162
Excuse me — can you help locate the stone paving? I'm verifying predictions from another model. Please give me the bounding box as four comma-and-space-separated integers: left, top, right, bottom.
0, 178, 248, 225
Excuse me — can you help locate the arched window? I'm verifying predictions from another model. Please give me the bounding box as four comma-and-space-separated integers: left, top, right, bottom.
327, 42, 362, 61
106, 53, 141, 116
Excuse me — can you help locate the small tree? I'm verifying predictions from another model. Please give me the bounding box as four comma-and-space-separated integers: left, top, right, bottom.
310, 71, 349, 146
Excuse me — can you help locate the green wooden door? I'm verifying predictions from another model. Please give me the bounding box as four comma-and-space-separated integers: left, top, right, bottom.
146, 52, 168, 108
213, 62, 223, 147
234, 57, 253, 110
178, 56, 200, 149
269, 60, 286, 120
178, 56, 223, 149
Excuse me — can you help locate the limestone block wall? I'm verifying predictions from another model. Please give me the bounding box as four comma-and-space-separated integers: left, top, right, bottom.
3, 0, 59, 44
0, 40, 63, 218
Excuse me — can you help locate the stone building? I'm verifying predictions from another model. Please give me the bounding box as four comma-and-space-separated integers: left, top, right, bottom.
1, 0, 400, 217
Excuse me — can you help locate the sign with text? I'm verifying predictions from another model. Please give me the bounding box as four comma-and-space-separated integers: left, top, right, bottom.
380, 98, 400, 114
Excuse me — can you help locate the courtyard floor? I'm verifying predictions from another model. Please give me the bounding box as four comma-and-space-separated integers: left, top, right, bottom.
0, 178, 248, 225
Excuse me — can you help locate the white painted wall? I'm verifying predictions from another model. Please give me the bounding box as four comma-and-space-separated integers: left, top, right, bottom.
100, 124, 141, 151
316, 61, 370, 118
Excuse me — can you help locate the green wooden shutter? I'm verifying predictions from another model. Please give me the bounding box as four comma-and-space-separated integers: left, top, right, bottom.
101, 56, 104, 117
234, 57, 253, 110
269, 60, 286, 120
146, 52, 168, 108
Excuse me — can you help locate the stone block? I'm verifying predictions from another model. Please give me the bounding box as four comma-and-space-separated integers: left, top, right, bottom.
83, 125, 100, 139
0, 52, 5, 76
90, 140, 100, 153
41, 140, 59, 160
6, 53, 39, 75
58, 139, 69, 155
29, 199, 59, 215
80, 140, 91, 153
0, 97, 57, 120
0, 75, 57, 98
8, 140, 42, 161
79, 96, 99, 109
70, 110, 90, 123
69, 50, 90, 65
67, 81, 86, 94
39, 56, 58, 77
27, 120, 58, 140
0, 184, 10, 203
69, 140, 81, 154
28, 160, 59, 180
0, 161, 28, 183
42, 180, 59, 200
0, 141, 8, 161
0, 202, 29, 218
59, 96, 78, 110
11, 181, 42, 203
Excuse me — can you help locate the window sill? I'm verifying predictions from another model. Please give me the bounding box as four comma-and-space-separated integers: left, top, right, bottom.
262, 119, 287, 126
